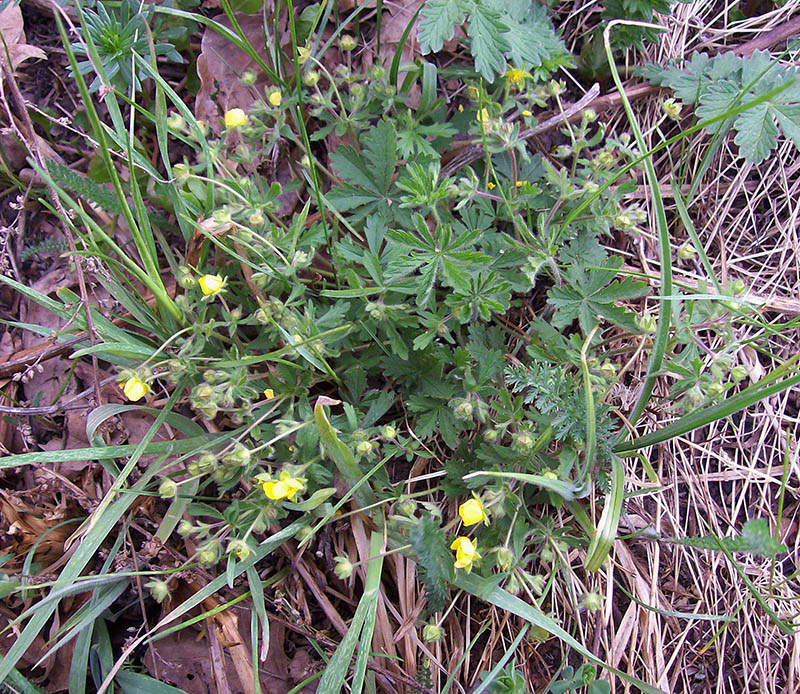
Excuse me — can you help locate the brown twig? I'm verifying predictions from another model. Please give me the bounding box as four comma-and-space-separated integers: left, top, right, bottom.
439, 84, 601, 181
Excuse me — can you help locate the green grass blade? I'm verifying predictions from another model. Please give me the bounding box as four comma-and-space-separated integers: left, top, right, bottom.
603, 22, 672, 432
314, 398, 378, 507
583, 455, 624, 571
454, 572, 665, 694
614, 359, 800, 453
318, 531, 384, 694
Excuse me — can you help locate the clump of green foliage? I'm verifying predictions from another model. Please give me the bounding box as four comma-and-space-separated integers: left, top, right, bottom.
1, 2, 798, 692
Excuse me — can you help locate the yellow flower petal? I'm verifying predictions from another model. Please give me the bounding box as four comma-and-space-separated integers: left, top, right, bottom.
268, 90, 282, 107
198, 274, 225, 296
263, 480, 290, 500
458, 496, 488, 526
224, 108, 248, 129
122, 377, 149, 402
264, 388, 275, 399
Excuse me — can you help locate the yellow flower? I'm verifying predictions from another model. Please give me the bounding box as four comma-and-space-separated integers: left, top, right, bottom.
450, 536, 479, 573
224, 108, 248, 129
122, 376, 149, 402
476, 108, 490, 128
458, 104, 464, 112
515, 180, 528, 188
262, 470, 305, 501
487, 182, 496, 190
504, 68, 531, 87
197, 274, 225, 297
458, 494, 489, 527
263, 479, 290, 500
264, 388, 275, 399
522, 110, 532, 117
268, 89, 282, 107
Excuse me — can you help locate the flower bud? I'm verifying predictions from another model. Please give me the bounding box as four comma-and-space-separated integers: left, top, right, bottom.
678, 243, 696, 260
422, 624, 444, 642
638, 313, 657, 334
339, 34, 356, 52
453, 400, 473, 421
396, 498, 417, 517
303, 70, 320, 87
483, 428, 499, 443
731, 365, 749, 383
240, 69, 256, 86
223, 443, 251, 467
529, 574, 546, 594
334, 556, 354, 579
356, 440, 373, 456
196, 539, 221, 566
580, 591, 603, 612
158, 478, 178, 499
381, 424, 397, 440
177, 520, 194, 537
662, 98, 683, 120
167, 112, 185, 131
496, 547, 514, 570
145, 579, 170, 603
227, 539, 252, 561
295, 525, 315, 543
369, 65, 385, 81
513, 432, 534, 453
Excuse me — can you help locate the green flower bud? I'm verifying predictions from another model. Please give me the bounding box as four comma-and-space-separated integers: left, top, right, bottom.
240, 69, 257, 86
195, 401, 219, 420
369, 65, 385, 81
145, 579, 170, 603
529, 574, 546, 594
303, 69, 320, 87
334, 556, 354, 579
678, 243, 696, 260
422, 624, 444, 642
580, 591, 603, 612
513, 432, 534, 452
540, 547, 554, 563
196, 539, 221, 566
252, 512, 268, 534
731, 365, 749, 383
496, 547, 514, 570
707, 381, 725, 397
172, 163, 190, 184
295, 525, 315, 543
176, 266, 195, 289
381, 424, 397, 440
453, 400, 473, 421
223, 443, 251, 467
638, 313, 657, 334
158, 478, 178, 499
662, 98, 683, 120
599, 361, 616, 379
356, 440, 373, 456
730, 279, 747, 295
177, 520, 194, 537
483, 428, 499, 444
396, 498, 417, 517
167, 112, 185, 131
339, 34, 356, 52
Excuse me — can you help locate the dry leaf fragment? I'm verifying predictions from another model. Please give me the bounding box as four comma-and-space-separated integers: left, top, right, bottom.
0, 3, 46, 70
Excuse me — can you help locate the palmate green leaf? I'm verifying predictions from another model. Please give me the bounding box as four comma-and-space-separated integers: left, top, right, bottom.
648, 50, 800, 164
487, 0, 569, 74
328, 120, 397, 219
548, 262, 647, 334
467, 2, 509, 81
418, 0, 468, 53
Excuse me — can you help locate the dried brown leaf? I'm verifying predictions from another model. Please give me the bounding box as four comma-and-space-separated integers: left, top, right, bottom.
0, 4, 46, 70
